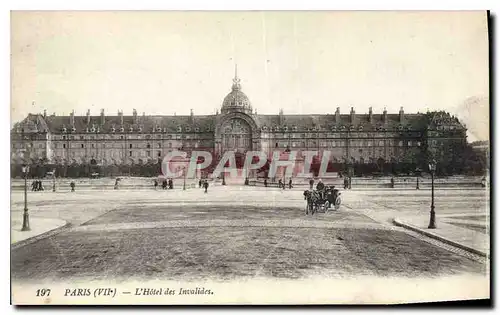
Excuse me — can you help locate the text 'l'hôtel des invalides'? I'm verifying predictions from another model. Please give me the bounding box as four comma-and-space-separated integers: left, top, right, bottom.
11, 72, 469, 178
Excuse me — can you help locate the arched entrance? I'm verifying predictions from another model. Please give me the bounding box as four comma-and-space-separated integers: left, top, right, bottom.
221, 118, 252, 154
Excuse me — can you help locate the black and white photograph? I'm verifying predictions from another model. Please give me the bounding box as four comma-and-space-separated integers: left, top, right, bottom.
9, 10, 490, 305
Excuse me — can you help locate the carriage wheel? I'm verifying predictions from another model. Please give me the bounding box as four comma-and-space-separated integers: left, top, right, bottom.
334, 197, 342, 210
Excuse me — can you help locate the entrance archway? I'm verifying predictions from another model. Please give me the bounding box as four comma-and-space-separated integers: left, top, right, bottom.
221, 118, 252, 154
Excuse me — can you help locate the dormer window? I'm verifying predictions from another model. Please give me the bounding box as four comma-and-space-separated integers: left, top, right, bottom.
156, 127, 162, 132
195, 127, 200, 132
177, 126, 182, 132
262, 126, 268, 131
129, 127, 134, 132
120, 127, 124, 132
138, 127, 143, 132
293, 126, 298, 131
62, 127, 67, 133
358, 126, 363, 131
71, 127, 76, 132
186, 127, 191, 132
398, 125, 403, 131
284, 126, 288, 132
275, 126, 279, 132
206, 126, 211, 132
91, 127, 96, 132
111, 127, 116, 133
86, 128, 89, 133
331, 126, 337, 131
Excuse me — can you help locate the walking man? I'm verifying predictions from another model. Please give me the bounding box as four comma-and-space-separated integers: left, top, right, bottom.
70, 181, 75, 192
264, 178, 268, 187
203, 180, 209, 193
154, 179, 158, 190
288, 178, 293, 189
199, 178, 202, 188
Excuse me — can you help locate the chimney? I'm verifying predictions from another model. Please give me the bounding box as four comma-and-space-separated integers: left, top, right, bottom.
279, 108, 284, 125
118, 110, 123, 125
350, 107, 356, 124
335, 107, 340, 124
43, 109, 47, 118
399, 106, 404, 123
133, 109, 138, 124
70, 110, 75, 126
100, 109, 105, 125
369, 107, 373, 123
86, 109, 91, 124
383, 107, 388, 123
190, 109, 194, 123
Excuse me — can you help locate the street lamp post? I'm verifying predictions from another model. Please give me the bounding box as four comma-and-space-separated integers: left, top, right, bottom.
21, 164, 31, 231
52, 172, 56, 192
183, 166, 186, 191
428, 160, 437, 229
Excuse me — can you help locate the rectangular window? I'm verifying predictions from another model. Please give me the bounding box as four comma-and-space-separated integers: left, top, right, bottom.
91, 144, 95, 148
146, 151, 150, 157
81, 144, 84, 148
63, 144, 66, 149
129, 151, 132, 157
129, 143, 132, 149
158, 151, 161, 157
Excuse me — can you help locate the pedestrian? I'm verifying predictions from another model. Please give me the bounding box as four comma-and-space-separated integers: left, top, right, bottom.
168, 178, 173, 189
390, 177, 395, 189
39, 180, 44, 191
309, 178, 314, 190
114, 178, 119, 190
349, 176, 352, 190
162, 180, 167, 190
278, 179, 283, 189
70, 181, 75, 192
245, 177, 249, 185
31, 180, 36, 191
416, 177, 420, 190
288, 178, 293, 189
344, 177, 348, 190
199, 178, 202, 188
264, 178, 268, 187
154, 179, 158, 190
203, 180, 209, 193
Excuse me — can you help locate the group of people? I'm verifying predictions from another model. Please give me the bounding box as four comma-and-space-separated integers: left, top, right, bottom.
313, 179, 340, 203
154, 179, 174, 190
198, 179, 210, 193
309, 177, 351, 190
31, 180, 44, 191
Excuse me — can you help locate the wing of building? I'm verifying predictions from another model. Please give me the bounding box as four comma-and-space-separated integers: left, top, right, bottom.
11, 71, 467, 176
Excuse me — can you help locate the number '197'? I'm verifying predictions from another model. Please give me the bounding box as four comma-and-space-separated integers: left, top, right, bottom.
36, 289, 51, 297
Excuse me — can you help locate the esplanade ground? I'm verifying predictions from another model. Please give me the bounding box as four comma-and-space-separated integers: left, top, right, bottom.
11, 177, 489, 282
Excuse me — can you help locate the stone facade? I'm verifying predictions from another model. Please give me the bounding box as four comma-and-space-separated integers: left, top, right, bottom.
11, 73, 467, 171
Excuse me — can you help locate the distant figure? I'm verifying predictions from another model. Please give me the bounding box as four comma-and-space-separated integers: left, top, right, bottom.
114, 178, 119, 190
349, 177, 352, 190
288, 178, 293, 189
199, 179, 202, 188
70, 181, 75, 192
316, 179, 325, 191
154, 179, 158, 190
309, 178, 314, 190
343, 177, 349, 190
162, 180, 167, 190
245, 177, 249, 185
168, 178, 173, 189
31, 180, 36, 191
38, 180, 44, 191
264, 178, 268, 187
481, 177, 487, 188
203, 180, 209, 193
390, 177, 395, 189
416, 177, 420, 190
278, 179, 283, 189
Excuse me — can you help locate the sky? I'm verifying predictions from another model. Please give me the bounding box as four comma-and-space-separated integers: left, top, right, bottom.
10, 11, 489, 140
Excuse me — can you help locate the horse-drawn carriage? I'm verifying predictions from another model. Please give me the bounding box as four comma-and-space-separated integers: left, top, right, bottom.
303, 186, 342, 215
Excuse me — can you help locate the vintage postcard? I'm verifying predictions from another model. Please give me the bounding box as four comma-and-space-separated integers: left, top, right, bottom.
10, 11, 490, 305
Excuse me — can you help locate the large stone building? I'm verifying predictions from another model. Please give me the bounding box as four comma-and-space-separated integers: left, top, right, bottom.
11, 71, 468, 176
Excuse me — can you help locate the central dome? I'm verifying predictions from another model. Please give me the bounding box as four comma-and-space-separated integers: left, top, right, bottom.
221, 68, 253, 115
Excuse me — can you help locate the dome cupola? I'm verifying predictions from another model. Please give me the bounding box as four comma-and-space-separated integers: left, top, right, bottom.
221, 65, 253, 115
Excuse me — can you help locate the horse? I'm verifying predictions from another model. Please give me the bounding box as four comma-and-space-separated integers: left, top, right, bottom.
303, 190, 322, 215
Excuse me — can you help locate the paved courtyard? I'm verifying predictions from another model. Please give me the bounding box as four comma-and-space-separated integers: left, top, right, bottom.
11, 185, 490, 282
